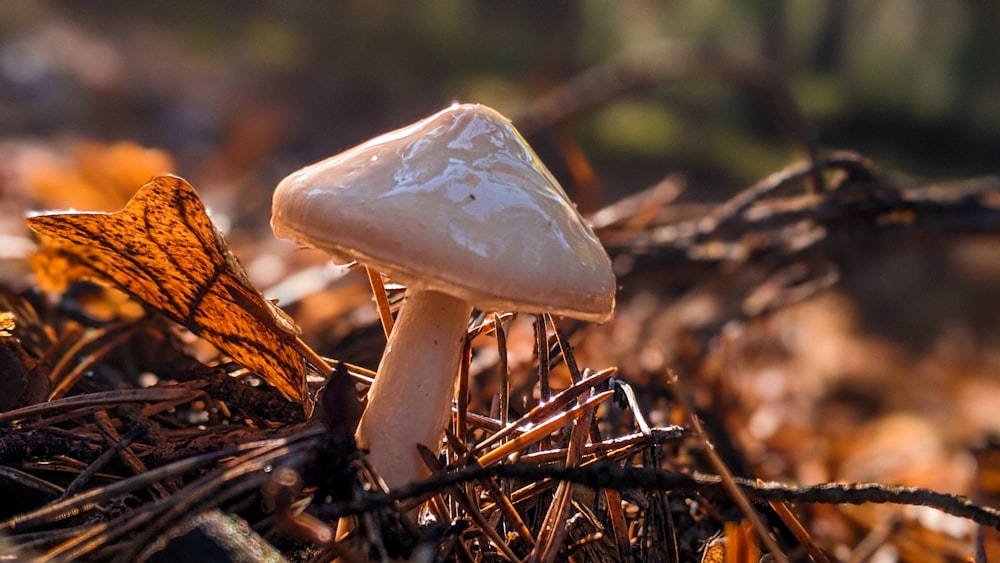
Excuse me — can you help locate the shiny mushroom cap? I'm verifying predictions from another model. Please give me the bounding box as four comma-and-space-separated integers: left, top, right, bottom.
272, 103, 615, 322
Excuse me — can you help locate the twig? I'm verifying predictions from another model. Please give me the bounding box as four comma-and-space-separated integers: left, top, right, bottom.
674, 373, 787, 563
769, 494, 835, 563
56, 423, 143, 501
476, 390, 614, 467
0, 465, 64, 497
417, 444, 521, 562
365, 267, 394, 340
471, 367, 617, 456
494, 313, 510, 430
0, 386, 204, 424
2, 426, 325, 533
315, 462, 1000, 531
534, 315, 550, 400
445, 429, 535, 550
47, 319, 148, 400
547, 314, 582, 384
93, 410, 169, 497
530, 403, 595, 563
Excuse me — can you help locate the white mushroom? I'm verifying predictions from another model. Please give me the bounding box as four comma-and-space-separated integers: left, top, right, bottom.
271, 103, 615, 489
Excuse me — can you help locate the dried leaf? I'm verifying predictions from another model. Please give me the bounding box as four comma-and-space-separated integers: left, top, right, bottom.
26, 175, 307, 403
0, 311, 13, 336
26, 141, 176, 211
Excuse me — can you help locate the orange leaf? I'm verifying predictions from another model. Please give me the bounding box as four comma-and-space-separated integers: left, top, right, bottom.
0, 311, 14, 336
26, 175, 307, 403
26, 141, 176, 212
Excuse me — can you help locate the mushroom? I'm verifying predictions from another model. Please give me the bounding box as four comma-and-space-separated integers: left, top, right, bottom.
271, 103, 615, 490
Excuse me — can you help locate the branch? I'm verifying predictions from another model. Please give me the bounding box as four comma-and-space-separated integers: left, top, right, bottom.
317, 461, 1000, 530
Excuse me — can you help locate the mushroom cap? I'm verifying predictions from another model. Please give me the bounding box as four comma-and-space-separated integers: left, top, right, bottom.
272, 103, 615, 322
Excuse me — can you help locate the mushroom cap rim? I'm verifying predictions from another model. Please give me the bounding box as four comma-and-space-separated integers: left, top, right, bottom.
273, 219, 614, 323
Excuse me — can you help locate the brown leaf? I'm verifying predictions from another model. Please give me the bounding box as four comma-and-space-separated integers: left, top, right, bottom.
26, 141, 176, 212
0, 311, 13, 336
26, 175, 307, 403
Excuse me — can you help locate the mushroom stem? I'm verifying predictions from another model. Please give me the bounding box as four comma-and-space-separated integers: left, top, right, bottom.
355, 288, 473, 490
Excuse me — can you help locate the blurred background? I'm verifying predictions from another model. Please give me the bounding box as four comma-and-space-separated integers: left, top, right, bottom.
2, 1, 1000, 558
2, 1, 999, 194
